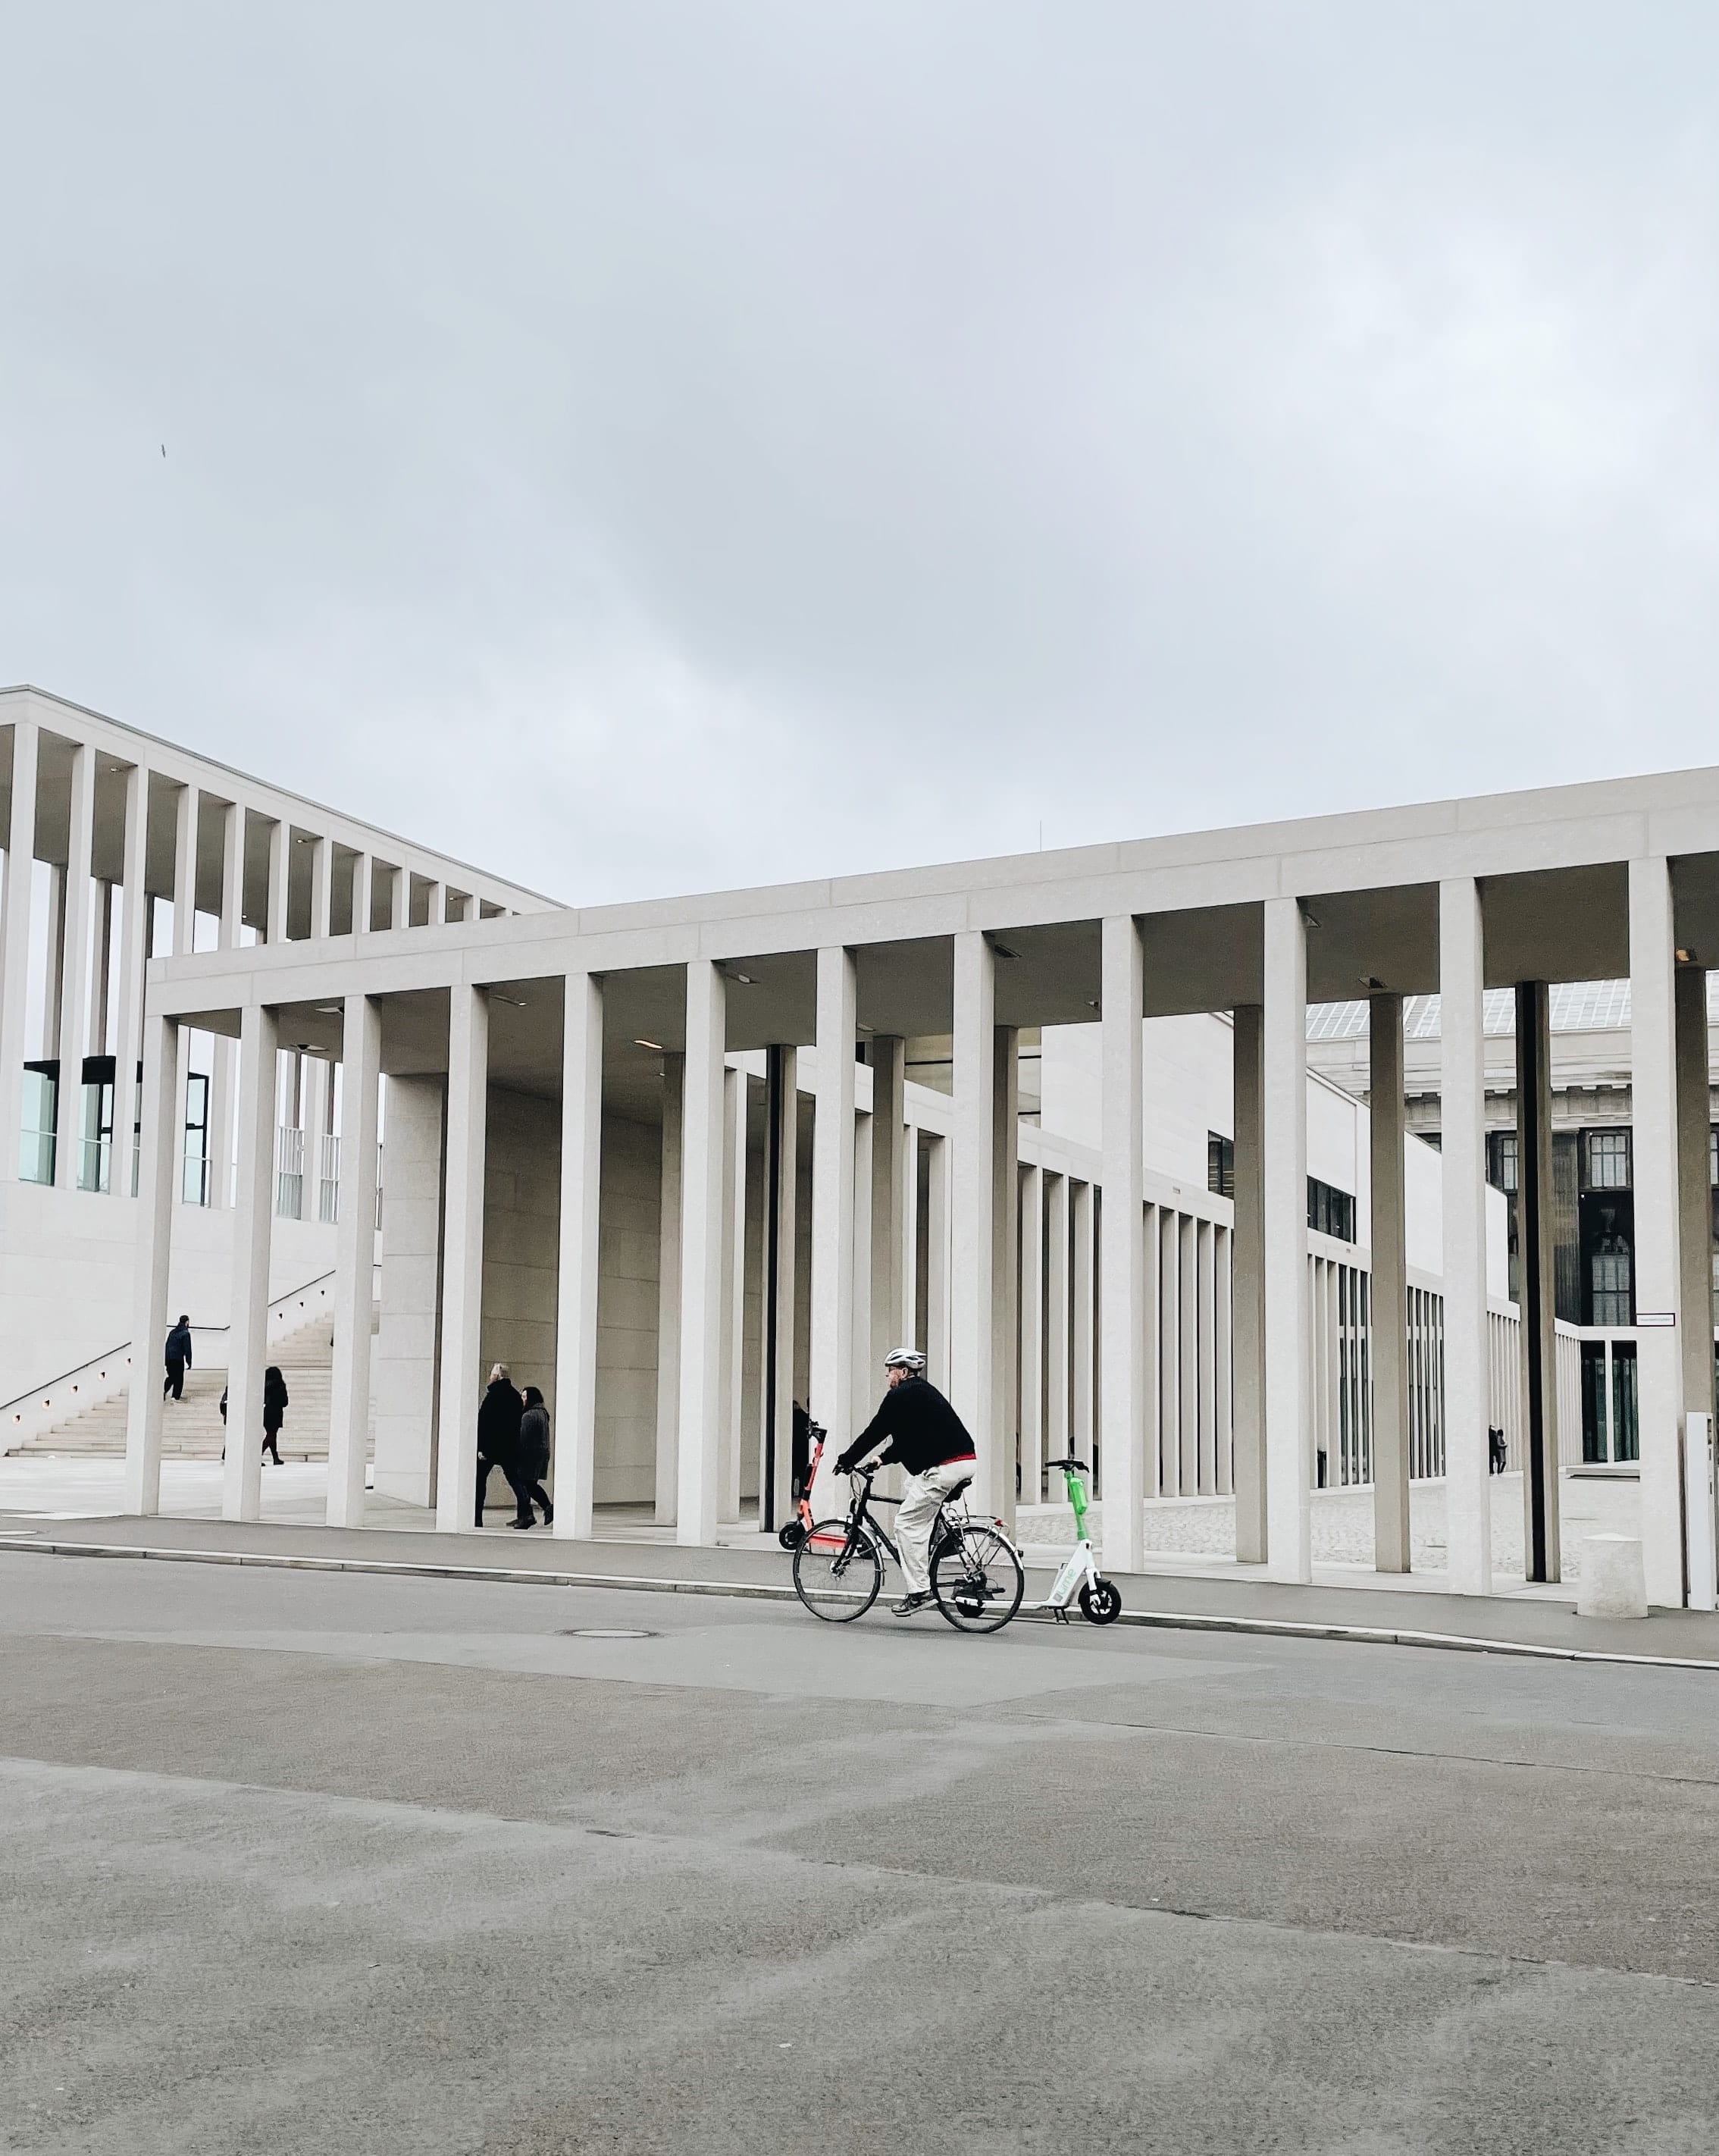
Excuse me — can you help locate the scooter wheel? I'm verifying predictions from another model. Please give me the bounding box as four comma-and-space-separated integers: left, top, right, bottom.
778, 1521, 806, 1550
1079, 1578, 1123, 1625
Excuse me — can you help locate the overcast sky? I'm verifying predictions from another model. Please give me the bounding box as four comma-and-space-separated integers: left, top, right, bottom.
5, 4, 1719, 907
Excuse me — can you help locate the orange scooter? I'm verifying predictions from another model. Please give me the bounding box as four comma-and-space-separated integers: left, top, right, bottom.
777, 1419, 827, 1550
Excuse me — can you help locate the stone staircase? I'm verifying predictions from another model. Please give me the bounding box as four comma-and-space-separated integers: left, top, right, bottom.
6, 1314, 374, 1461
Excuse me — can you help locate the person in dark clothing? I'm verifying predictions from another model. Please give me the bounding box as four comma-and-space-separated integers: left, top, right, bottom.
261, 1367, 289, 1466
517, 1387, 554, 1527
164, 1316, 193, 1400
836, 1348, 978, 1616
476, 1364, 532, 1528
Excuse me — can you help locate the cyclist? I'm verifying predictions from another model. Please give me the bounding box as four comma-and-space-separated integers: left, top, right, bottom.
834, 1348, 977, 1616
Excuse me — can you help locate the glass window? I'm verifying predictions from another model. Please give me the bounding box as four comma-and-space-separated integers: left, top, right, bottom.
1488, 1131, 1519, 1194
1583, 1129, 1631, 1191
19, 1063, 56, 1185
1207, 1133, 1234, 1199
1307, 1176, 1355, 1242
1611, 1343, 1639, 1463
182, 1072, 209, 1206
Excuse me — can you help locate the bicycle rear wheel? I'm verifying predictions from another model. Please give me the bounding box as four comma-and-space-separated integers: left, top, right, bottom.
793, 1520, 884, 1622
931, 1523, 1024, 1634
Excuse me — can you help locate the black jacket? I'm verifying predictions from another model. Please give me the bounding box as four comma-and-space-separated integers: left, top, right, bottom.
263, 1371, 289, 1434
164, 1324, 193, 1369
478, 1380, 524, 1467
835, 1377, 976, 1479
519, 1404, 551, 1480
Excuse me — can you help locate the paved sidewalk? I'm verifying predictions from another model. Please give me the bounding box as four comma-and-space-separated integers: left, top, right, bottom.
5, 1510, 1719, 1665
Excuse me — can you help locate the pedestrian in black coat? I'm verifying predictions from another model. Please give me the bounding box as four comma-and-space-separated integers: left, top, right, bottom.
476, 1365, 532, 1528
262, 1367, 289, 1466
518, 1387, 554, 1528
164, 1315, 193, 1400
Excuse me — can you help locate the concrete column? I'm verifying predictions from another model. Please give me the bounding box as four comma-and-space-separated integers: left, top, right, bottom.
1071, 1178, 1095, 1465
1370, 992, 1411, 1572
1232, 1006, 1266, 1557
766, 1045, 798, 1532
326, 994, 381, 1528
422, 877, 443, 929
307, 835, 332, 941
1101, 913, 1147, 1568
990, 1026, 1021, 1528
553, 970, 604, 1540
111, 764, 150, 1201
900, 1123, 919, 1347
171, 788, 196, 956
951, 933, 998, 1508
809, 946, 857, 1509
924, 1132, 950, 1388
434, 985, 489, 1531
265, 819, 289, 943
204, 801, 245, 1211
53, 741, 96, 1190
1044, 1170, 1069, 1468
1630, 857, 1684, 1606
851, 1109, 873, 1440
1439, 876, 1493, 1595
388, 864, 407, 931
0, 718, 39, 1180
121, 1009, 177, 1514
1019, 1163, 1044, 1507
869, 1036, 905, 1373
676, 959, 728, 1546
653, 1055, 683, 1523
223, 1001, 280, 1524
718, 1064, 746, 1524
352, 854, 376, 935
1514, 981, 1561, 1583
1263, 898, 1310, 1583
1677, 964, 1714, 1582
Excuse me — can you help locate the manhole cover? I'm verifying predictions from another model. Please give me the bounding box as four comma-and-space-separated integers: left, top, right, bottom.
561, 1626, 657, 1640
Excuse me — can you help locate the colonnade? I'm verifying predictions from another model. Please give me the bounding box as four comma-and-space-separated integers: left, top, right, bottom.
124, 838, 1719, 1606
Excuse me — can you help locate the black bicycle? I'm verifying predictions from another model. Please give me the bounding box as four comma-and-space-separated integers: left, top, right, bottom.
791, 1462, 1025, 1634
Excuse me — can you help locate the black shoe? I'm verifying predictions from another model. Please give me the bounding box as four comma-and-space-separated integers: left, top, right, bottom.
510, 1517, 534, 1530
891, 1591, 933, 1615
540, 1506, 554, 1527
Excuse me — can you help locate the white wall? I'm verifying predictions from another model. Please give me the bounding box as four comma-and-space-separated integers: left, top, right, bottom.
593, 1113, 662, 1506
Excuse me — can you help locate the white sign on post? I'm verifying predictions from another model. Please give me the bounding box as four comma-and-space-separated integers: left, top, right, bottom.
1684, 1411, 1717, 1612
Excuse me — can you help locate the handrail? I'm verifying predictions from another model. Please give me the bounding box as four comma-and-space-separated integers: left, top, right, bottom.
0, 1268, 340, 1419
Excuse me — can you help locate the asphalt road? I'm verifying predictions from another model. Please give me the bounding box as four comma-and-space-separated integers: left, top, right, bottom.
4, 1552, 1719, 2154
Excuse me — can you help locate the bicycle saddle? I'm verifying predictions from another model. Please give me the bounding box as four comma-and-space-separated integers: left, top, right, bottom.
943, 1473, 974, 1499
1044, 1456, 1089, 1472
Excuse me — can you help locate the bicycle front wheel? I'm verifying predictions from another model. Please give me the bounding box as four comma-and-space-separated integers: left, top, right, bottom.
932, 1523, 1024, 1634
793, 1520, 883, 1622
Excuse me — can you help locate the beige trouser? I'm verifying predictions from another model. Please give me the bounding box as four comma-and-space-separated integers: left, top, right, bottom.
896, 1459, 976, 1595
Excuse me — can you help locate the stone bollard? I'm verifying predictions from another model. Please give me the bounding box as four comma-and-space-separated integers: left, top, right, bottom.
1577, 1534, 1649, 1620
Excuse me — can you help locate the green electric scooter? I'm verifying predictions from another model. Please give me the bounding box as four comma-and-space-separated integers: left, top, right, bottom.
1039, 1456, 1122, 1624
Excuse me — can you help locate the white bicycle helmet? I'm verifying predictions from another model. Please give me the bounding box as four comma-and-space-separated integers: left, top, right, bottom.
881, 1346, 927, 1373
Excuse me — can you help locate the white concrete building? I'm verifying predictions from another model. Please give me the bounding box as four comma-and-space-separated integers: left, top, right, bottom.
105, 737, 1719, 1609
0, 685, 552, 1449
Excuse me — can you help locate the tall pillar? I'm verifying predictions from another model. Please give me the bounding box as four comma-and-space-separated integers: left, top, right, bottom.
764, 1045, 798, 1532
1019, 1163, 1044, 1508
1630, 857, 1684, 1606
869, 1036, 905, 1371
653, 1054, 683, 1523
223, 1001, 280, 1524
307, 835, 332, 940
53, 741, 96, 1191
808, 946, 857, 1511
1370, 992, 1411, 1572
111, 764, 150, 1201
265, 819, 289, 943
325, 995, 380, 1527
991, 1024, 1022, 1528
388, 868, 407, 930
1232, 1004, 1267, 1561
1071, 1178, 1095, 1465
1515, 981, 1561, 1582
171, 787, 196, 957
924, 1132, 950, 1387
434, 985, 490, 1531
352, 854, 375, 935
204, 801, 245, 1211
1440, 877, 1493, 1595
1263, 898, 1311, 1583
1677, 963, 1714, 1581
121, 1009, 177, 1514
422, 877, 444, 929
553, 970, 603, 1540
718, 1063, 745, 1524
676, 959, 728, 1546
1044, 1170, 1069, 1469
0, 719, 39, 1180
951, 932, 998, 1511
1100, 913, 1147, 1565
